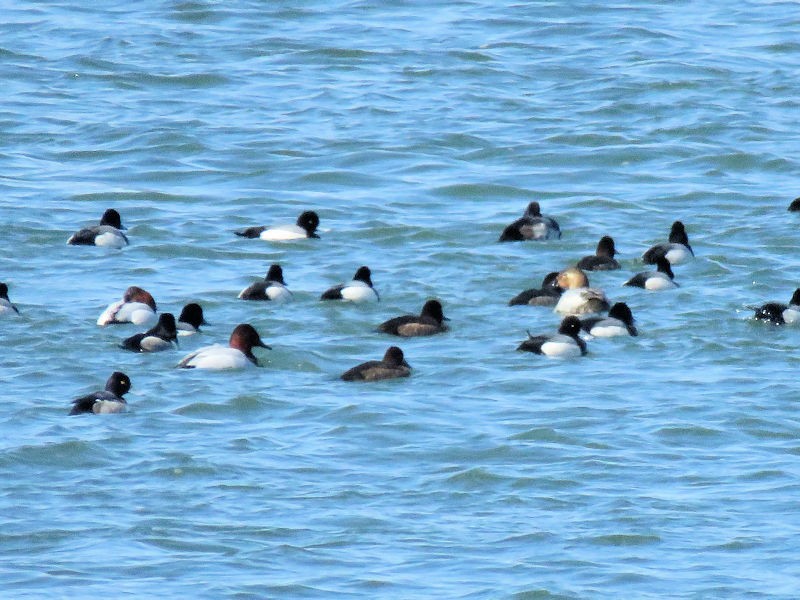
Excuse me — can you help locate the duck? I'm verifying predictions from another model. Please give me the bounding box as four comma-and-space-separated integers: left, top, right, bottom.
238, 264, 292, 302
69, 371, 131, 415
508, 272, 563, 307
517, 316, 587, 357
498, 201, 561, 242
177, 323, 270, 369
576, 236, 620, 271
67, 208, 129, 248
580, 302, 638, 337
623, 257, 678, 290
377, 300, 449, 337
788, 198, 800, 212
750, 289, 800, 325
120, 313, 178, 352
553, 267, 610, 315
642, 221, 694, 265
320, 266, 379, 302
176, 303, 207, 336
0, 282, 20, 316
235, 210, 320, 241
97, 286, 157, 326
341, 346, 412, 381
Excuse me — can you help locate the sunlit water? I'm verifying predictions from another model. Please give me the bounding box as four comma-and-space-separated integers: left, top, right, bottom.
2, 1, 800, 597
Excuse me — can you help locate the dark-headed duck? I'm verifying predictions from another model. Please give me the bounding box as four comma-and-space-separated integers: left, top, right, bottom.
498, 201, 561, 242
69, 371, 131, 415
750, 289, 800, 325
177, 303, 207, 336
624, 257, 678, 290
67, 208, 128, 248
120, 313, 178, 352
576, 236, 620, 271
341, 346, 412, 381
517, 316, 587, 357
0, 282, 20, 316
581, 302, 638, 337
235, 210, 320, 241
378, 300, 448, 337
320, 266, 379, 302
509, 272, 563, 307
642, 221, 694, 265
238, 264, 292, 302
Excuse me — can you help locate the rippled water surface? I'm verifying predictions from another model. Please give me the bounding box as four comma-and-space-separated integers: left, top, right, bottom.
2, 1, 800, 597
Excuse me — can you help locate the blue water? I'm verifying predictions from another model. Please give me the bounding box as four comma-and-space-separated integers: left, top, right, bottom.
2, 1, 800, 597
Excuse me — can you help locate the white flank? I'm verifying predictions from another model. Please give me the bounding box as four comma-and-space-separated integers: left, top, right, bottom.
341, 282, 378, 302
140, 336, 174, 352
664, 245, 692, 265
645, 275, 678, 291
179, 346, 252, 370
177, 323, 199, 336
259, 225, 305, 241
783, 308, 800, 324
589, 323, 628, 338
541, 340, 581, 357
94, 230, 127, 248
93, 400, 126, 414
266, 284, 292, 302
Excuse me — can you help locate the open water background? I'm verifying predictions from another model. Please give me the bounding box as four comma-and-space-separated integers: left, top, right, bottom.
2, 1, 800, 597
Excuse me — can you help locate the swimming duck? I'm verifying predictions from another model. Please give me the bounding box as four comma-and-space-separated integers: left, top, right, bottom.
238, 264, 292, 302
576, 236, 620, 271
642, 221, 694, 265
498, 201, 561, 242
177, 323, 270, 369
67, 208, 129, 248
69, 371, 131, 415
120, 313, 178, 352
341, 346, 412, 381
508, 272, 563, 307
0, 282, 20, 316
177, 303, 207, 336
235, 210, 320, 241
553, 267, 610, 315
377, 300, 449, 337
580, 302, 638, 337
320, 266, 379, 302
517, 316, 587, 357
750, 289, 800, 325
97, 286, 157, 326
623, 257, 678, 290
